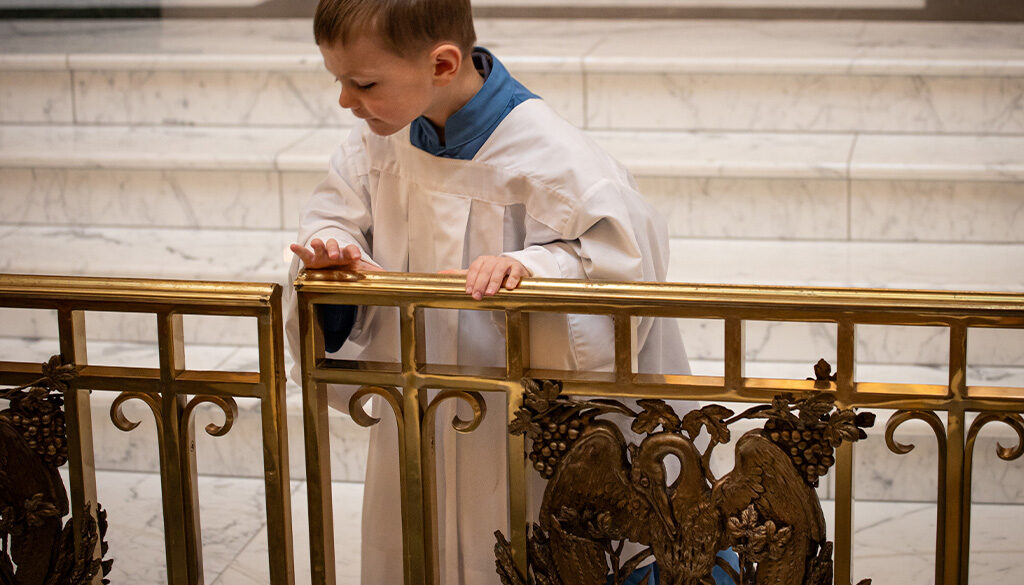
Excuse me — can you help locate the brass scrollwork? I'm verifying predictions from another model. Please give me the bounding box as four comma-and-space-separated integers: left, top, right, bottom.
181, 395, 239, 438
884, 410, 948, 585
347, 385, 404, 429
423, 390, 487, 434
966, 413, 1024, 461
885, 410, 947, 456
110, 391, 163, 433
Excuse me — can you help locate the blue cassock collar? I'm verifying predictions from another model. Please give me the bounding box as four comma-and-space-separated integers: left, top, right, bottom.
410, 47, 539, 160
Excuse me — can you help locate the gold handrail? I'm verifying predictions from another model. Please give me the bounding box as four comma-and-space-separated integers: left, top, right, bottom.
0, 273, 293, 585
296, 270, 1024, 585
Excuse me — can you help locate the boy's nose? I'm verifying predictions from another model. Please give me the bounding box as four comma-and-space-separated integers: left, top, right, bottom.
338, 88, 357, 110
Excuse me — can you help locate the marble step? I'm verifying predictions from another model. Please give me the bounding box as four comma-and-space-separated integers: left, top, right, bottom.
2, 18, 1023, 133
2, 124, 1022, 244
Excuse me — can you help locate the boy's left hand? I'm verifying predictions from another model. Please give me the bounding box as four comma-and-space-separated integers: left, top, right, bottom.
457, 256, 531, 300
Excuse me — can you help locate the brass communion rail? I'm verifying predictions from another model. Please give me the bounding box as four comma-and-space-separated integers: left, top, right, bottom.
295, 270, 1024, 585
0, 274, 293, 585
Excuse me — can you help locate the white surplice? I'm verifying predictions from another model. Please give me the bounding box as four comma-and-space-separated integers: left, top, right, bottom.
285, 98, 692, 585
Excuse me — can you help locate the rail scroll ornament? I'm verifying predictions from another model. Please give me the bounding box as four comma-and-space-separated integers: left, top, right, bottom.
0, 356, 111, 585
495, 362, 874, 585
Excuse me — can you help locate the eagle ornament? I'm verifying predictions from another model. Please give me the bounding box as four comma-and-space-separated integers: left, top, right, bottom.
496, 372, 875, 585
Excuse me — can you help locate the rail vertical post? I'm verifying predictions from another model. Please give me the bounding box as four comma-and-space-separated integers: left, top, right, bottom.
259, 290, 295, 585
300, 295, 336, 585
58, 308, 102, 585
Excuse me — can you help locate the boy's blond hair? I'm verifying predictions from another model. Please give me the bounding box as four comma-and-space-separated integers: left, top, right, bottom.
314, 0, 476, 57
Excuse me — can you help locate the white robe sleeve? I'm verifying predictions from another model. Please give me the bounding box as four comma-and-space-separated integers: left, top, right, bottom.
296, 128, 376, 262
501, 178, 660, 284
284, 127, 378, 397
499, 177, 672, 374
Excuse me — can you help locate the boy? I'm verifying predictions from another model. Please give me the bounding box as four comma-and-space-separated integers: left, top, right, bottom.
285, 0, 700, 583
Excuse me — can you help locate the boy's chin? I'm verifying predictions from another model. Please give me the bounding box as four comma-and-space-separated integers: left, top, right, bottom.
364, 119, 403, 137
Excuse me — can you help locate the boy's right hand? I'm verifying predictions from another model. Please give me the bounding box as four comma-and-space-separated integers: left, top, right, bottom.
290, 239, 382, 271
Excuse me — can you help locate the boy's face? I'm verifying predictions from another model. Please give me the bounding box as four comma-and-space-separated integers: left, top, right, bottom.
319, 33, 437, 136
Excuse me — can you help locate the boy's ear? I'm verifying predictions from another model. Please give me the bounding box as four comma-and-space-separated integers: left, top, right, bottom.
429, 43, 464, 86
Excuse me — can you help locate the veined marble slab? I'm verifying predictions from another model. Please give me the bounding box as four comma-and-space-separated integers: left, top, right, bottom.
1, 168, 283, 229
586, 72, 1024, 134
582, 20, 1024, 76
72, 69, 351, 127
0, 70, 73, 123
852, 180, 1024, 243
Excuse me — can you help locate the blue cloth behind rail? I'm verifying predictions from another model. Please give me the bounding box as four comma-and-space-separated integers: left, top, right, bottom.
608, 548, 740, 585
318, 304, 356, 353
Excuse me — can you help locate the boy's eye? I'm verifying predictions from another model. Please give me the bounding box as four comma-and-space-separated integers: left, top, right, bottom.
355, 82, 376, 90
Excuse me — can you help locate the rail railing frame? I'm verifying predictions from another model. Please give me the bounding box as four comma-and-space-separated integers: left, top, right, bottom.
295, 269, 1024, 585
0, 274, 294, 585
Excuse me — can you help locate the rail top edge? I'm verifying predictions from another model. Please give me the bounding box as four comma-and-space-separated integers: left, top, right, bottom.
295, 270, 1024, 315
0, 273, 279, 308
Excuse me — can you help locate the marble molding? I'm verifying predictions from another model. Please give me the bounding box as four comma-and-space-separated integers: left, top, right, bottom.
0, 70, 73, 124
585, 73, 1024, 134
850, 134, 1024, 183
0, 124, 314, 170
